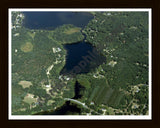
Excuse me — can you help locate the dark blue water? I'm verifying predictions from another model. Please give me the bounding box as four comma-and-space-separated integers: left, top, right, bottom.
72, 81, 85, 99
61, 41, 92, 73
35, 101, 81, 115
60, 40, 106, 75
23, 12, 93, 29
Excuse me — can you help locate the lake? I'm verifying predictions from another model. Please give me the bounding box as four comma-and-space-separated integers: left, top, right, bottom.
60, 40, 106, 75
23, 12, 93, 29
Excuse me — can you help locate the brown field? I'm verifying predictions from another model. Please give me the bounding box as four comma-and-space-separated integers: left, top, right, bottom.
64, 27, 81, 35
20, 42, 33, 52
18, 80, 32, 88
23, 93, 37, 105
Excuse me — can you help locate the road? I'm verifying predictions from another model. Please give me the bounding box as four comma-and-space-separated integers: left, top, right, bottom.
64, 98, 88, 109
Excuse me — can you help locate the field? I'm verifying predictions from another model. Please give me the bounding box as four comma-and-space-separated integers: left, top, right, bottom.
20, 42, 33, 52
23, 93, 37, 105
64, 27, 81, 35
104, 90, 124, 107
27, 31, 36, 39
88, 78, 124, 108
18, 80, 32, 88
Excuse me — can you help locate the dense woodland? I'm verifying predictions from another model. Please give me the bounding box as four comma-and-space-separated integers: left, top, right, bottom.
81, 12, 149, 114
83, 12, 148, 88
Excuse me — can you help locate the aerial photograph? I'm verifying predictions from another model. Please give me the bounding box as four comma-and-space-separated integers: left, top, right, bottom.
10, 9, 150, 118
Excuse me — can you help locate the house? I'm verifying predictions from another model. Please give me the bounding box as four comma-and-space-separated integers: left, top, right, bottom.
45, 85, 50, 88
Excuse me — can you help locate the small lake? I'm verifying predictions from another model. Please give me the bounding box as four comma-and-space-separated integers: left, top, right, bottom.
60, 40, 106, 75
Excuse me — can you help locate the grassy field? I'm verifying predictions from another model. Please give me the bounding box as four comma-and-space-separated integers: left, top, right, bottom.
27, 31, 36, 39
101, 87, 114, 104
88, 78, 124, 107
88, 86, 100, 102
104, 90, 124, 107
23, 93, 37, 105
18, 80, 32, 88
20, 42, 33, 52
93, 84, 107, 104
64, 27, 81, 35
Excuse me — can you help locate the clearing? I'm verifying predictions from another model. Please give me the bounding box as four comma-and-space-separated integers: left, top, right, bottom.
64, 27, 81, 35
18, 80, 32, 88
27, 31, 36, 39
20, 42, 33, 52
23, 93, 37, 105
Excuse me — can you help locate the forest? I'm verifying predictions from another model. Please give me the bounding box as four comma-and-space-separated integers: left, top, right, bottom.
74, 12, 149, 115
